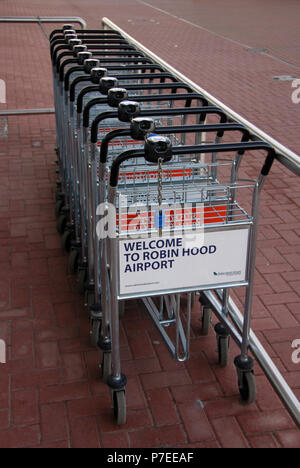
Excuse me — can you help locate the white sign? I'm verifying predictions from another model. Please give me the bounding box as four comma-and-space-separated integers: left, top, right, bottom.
119, 228, 249, 296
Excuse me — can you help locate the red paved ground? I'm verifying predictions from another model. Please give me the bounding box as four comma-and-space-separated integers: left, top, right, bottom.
0, 0, 299, 449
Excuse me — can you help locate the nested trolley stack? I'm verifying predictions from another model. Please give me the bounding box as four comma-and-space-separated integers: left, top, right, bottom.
50, 24, 276, 425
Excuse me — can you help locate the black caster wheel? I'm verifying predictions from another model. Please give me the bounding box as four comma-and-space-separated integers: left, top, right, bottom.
90, 318, 101, 348
61, 230, 72, 253
101, 352, 112, 383
201, 307, 212, 335
237, 370, 256, 404
78, 268, 87, 295
85, 290, 95, 309
55, 199, 64, 217
56, 214, 68, 235
217, 335, 230, 368
112, 390, 126, 426
234, 355, 256, 404
215, 323, 230, 367
68, 248, 79, 274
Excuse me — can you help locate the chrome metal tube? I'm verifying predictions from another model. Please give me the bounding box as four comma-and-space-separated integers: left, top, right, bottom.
0, 16, 87, 29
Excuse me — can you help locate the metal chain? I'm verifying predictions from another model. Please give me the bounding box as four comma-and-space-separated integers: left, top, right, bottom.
158, 157, 163, 207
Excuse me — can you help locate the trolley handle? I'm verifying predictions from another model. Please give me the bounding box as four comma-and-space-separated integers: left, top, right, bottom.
55, 44, 137, 69
109, 136, 173, 188
87, 100, 142, 137
62, 62, 170, 86
108, 140, 275, 191
89, 105, 227, 142
164, 142, 276, 178
83, 87, 208, 128
83, 58, 100, 74
55, 51, 152, 70
52, 38, 131, 61
50, 28, 122, 43
71, 77, 192, 104
53, 47, 146, 67
51, 36, 127, 50
75, 72, 181, 108
99, 121, 251, 164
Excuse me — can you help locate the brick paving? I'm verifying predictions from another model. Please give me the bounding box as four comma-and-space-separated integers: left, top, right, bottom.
0, 0, 299, 448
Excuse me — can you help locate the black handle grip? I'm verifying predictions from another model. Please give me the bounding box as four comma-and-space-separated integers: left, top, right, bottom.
99, 122, 250, 165
50, 29, 123, 42
90, 106, 225, 143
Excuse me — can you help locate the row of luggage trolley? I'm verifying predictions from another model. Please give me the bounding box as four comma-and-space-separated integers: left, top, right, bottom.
50, 25, 276, 424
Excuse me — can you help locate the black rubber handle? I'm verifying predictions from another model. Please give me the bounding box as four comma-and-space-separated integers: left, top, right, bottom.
99, 122, 250, 165
54, 49, 148, 67
89, 105, 226, 143
109, 140, 275, 188
52, 42, 136, 63
49, 28, 122, 41
75, 76, 178, 107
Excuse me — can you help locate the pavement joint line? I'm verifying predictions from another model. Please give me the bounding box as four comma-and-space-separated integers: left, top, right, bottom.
135, 0, 300, 71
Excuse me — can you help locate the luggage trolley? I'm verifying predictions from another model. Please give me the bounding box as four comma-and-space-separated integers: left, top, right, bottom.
74, 78, 209, 300
51, 28, 137, 226
82, 99, 221, 338
103, 135, 275, 424
96, 116, 252, 371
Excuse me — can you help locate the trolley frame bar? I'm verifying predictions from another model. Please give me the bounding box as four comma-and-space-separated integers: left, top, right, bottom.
0, 16, 87, 29
101, 16, 300, 428
0, 16, 86, 117
0, 109, 55, 116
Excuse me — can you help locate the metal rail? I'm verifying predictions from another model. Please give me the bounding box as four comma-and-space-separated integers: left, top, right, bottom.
102, 17, 300, 177
0, 109, 54, 116
102, 16, 300, 428
0, 16, 86, 116
0, 16, 87, 29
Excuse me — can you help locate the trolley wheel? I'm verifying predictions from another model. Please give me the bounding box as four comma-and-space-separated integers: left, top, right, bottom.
56, 214, 67, 235
201, 307, 212, 335
78, 268, 87, 295
90, 319, 101, 348
68, 248, 79, 274
55, 185, 62, 198
61, 230, 72, 253
237, 370, 256, 404
119, 301, 125, 318
217, 335, 230, 368
55, 199, 64, 217
101, 352, 112, 383
85, 290, 95, 309
112, 390, 126, 426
